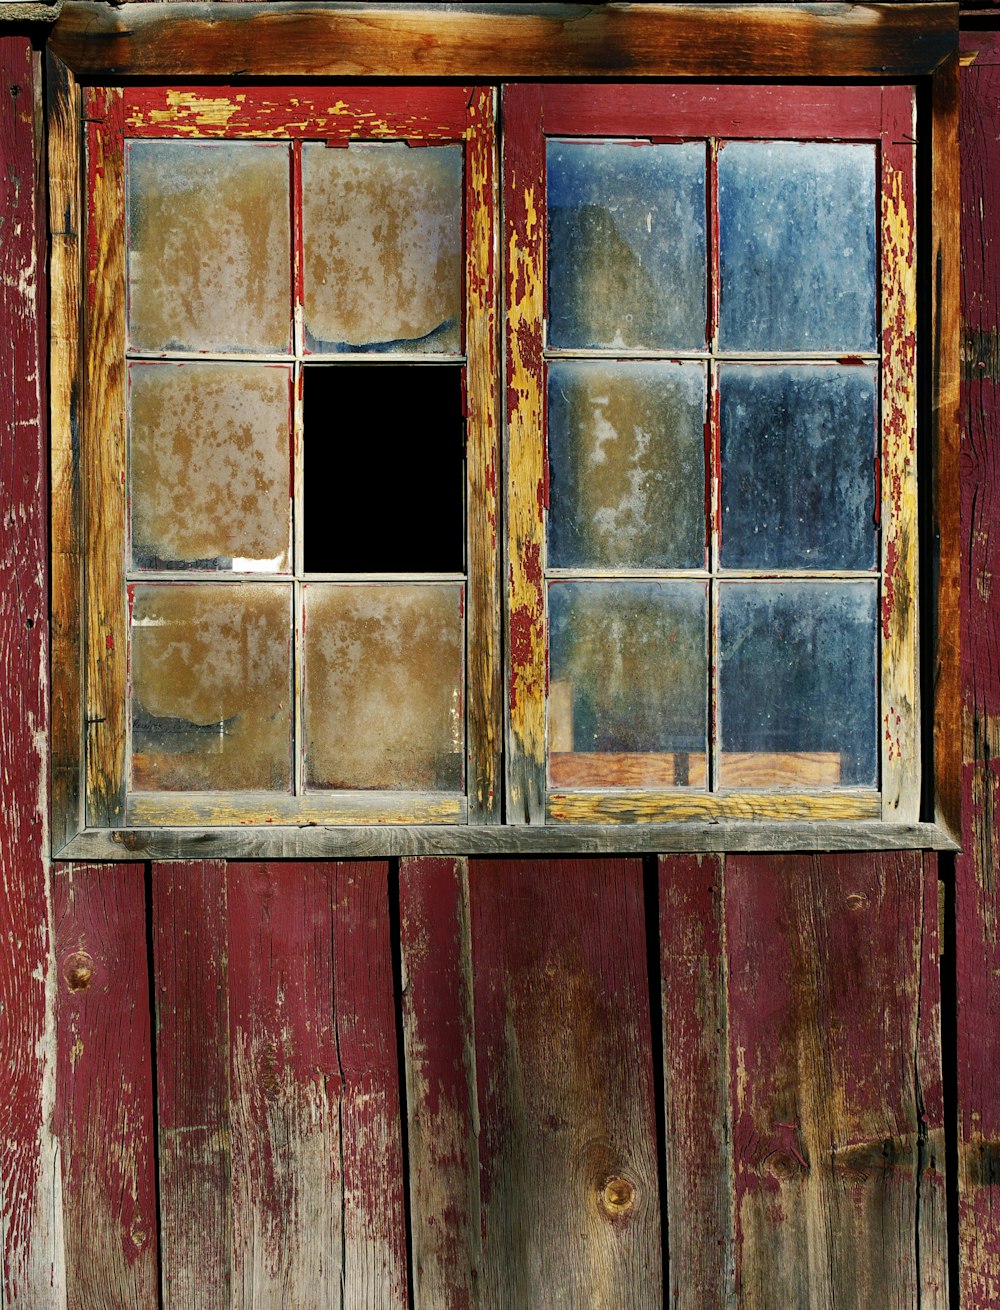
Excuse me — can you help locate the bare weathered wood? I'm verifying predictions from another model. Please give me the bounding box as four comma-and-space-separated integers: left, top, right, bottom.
126, 789, 466, 827
0, 36, 64, 1307
547, 790, 881, 824
470, 858, 662, 1306
54, 863, 159, 1309
726, 852, 946, 1308
399, 857, 482, 1310
659, 855, 735, 1310
49, 2, 957, 81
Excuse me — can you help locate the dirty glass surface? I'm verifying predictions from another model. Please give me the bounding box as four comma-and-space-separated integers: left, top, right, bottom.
547, 360, 707, 569
303, 584, 465, 791
719, 363, 878, 570
126, 140, 292, 354
302, 142, 463, 354
547, 580, 708, 786
129, 362, 293, 572
546, 140, 707, 351
130, 583, 293, 792
718, 141, 877, 352
718, 581, 878, 788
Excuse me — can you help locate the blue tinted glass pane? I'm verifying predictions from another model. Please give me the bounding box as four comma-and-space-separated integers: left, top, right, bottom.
547, 360, 706, 569
547, 141, 707, 350
718, 141, 877, 352
548, 582, 708, 787
720, 364, 877, 570
718, 582, 878, 788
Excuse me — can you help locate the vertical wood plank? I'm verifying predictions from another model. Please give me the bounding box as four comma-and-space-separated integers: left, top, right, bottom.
470, 858, 662, 1307
0, 36, 64, 1307
54, 864, 159, 1310
659, 854, 735, 1310
333, 862, 409, 1308
726, 852, 945, 1309
957, 33, 1000, 1310
153, 861, 232, 1310
399, 856, 482, 1310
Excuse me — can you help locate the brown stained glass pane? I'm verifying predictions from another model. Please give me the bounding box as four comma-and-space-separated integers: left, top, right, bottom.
302, 142, 463, 354
303, 584, 464, 790
131, 584, 292, 791
547, 359, 706, 569
129, 363, 292, 572
126, 141, 292, 353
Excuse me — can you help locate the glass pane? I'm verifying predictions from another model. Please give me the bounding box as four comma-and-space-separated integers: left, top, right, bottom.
129, 362, 292, 572
718, 141, 877, 352
131, 584, 292, 792
547, 360, 706, 569
718, 581, 878, 788
548, 581, 708, 788
720, 364, 877, 570
303, 584, 464, 790
302, 142, 463, 354
127, 141, 292, 354
547, 140, 707, 351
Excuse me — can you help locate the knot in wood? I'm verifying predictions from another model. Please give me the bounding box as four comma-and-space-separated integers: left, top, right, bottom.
766, 1150, 803, 1181
600, 1175, 636, 1217
64, 951, 94, 991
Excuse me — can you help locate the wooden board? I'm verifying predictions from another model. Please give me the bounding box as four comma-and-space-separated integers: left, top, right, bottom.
0, 36, 64, 1307
957, 31, 1000, 1309
725, 851, 945, 1308
54, 863, 159, 1309
469, 858, 662, 1306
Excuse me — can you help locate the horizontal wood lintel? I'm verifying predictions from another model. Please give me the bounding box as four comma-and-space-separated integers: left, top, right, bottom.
54, 820, 959, 861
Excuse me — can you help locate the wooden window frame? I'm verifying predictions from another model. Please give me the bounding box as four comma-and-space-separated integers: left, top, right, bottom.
47, 1, 960, 860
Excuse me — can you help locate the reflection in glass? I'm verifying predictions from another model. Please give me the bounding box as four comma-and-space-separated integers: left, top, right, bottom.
303, 584, 464, 790
547, 140, 707, 350
129, 362, 292, 572
547, 360, 706, 569
302, 143, 463, 354
547, 581, 708, 787
720, 364, 877, 570
718, 582, 878, 788
126, 140, 292, 354
718, 141, 876, 352
131, 584, 292, 791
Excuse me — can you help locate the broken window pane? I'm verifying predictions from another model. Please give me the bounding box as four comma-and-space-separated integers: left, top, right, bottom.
302, 142, 463, 354
718, 140, 877, 351
719, 363, 878, 570
131, 583, 293, 792
129, 362, 293, 572
546, 140, 707, 351
718, 581, 878, 788
303, 584, 464, 790
547, 580, 708, 787
547, 359, 706, 569
126, 140, 292, 354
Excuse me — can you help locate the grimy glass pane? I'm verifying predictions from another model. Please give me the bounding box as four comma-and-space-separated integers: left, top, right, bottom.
547, 140, 707, 351
720, 364, 877, 570
547, 360, 706, 569
129, 362, 292, 572
303, 584, 464, 791
302, 142, 463, 354
718, 141, 877, 352
718, 581, 878, 788
127, 141, 292, 354
547, 581, 708, 787
131, 584, 292, 792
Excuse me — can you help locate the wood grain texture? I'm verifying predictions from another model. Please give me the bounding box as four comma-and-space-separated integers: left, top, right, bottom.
126, 789, 466, 827
659, 855, 735, 1310
54, 863, 159, 1310
49, 2, 957, 81
957, 34, 1000, 1308
469, 858, 662, 1306
0, 37, 64, 1308
726, 852, 946, 1308
399, 857, 482, 1310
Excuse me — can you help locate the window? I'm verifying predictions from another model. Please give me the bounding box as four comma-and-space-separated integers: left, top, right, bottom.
47, 3, 960, 856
